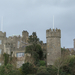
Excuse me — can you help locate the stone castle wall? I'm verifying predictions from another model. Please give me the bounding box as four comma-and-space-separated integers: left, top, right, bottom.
0, 28, 61, 67
0, 30, 29, 67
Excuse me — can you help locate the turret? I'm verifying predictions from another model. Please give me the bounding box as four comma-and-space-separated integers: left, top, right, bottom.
46, 28, 61, 38
22, 30, 29, 43
22, 31, 29, 38
73, 39, 75, 48
46, 28, 61, 66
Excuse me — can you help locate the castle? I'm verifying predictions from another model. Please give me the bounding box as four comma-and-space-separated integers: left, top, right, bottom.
0, 31, 29, 67
0, 28, 61, 67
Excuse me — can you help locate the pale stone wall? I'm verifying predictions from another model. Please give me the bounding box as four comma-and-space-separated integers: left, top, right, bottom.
0, 31, 6, 55
0, 30, 29, 68
16, 61, 24, 68
73, 39, 75, 48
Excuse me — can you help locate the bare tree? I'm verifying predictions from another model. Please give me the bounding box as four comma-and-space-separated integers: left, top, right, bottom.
54, 52, 70, 75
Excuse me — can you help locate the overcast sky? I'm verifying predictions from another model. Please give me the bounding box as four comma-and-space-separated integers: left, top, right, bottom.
0, 0, 75, 48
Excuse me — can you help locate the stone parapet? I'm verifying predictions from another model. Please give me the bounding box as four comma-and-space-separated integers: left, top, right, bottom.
46, 28, 61, 38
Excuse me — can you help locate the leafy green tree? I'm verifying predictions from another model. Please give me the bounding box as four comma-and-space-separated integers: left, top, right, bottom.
0, 64, 21, 75
26, 44, 43, 64
21, 62, 37, 75
25, 32, 43, 64
35, 44, 43, 60
60, 55, 75, 75
47, 66, 57, 75
37, 60, 46, 66
69, 56, 75, 74
36, 66, 50, 75
28, 32, 39, 44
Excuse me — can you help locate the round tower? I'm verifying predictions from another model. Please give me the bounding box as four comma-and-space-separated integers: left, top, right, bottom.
73, 39, 75, 48
46, 28, 61, 66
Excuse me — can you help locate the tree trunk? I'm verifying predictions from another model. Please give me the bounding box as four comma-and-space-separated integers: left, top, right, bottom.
57, 68, 59, 75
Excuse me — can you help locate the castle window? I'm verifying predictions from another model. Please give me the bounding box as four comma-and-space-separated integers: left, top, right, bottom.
17, 41, 20, 48
0, 63, 1, 66
16, 53, 24, 57
47, 63, 49, 65
0, 49, 2, 54
8, 50, 10, 55
47, 53, 49, 55
0, 40, 2, 44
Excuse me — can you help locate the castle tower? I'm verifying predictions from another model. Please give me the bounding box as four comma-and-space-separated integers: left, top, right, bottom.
46, 28, 61, 66
22, 31, 29, 43
0, 31, 6, 54
73, 39, 75, 48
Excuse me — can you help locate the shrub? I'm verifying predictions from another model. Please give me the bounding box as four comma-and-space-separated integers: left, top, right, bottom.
21, 62, 37, 75
37, 60, 46, 66
0, 64, 21, 75
36, 66, 50, 75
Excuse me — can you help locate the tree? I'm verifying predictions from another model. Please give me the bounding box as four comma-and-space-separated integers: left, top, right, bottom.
21, 62, 37, 75
0, 64, 21, 75
9, 56, 17, 68
25, 44, 43, 64
61, 48, 70, 55
54, 53, 70, 75
36, 66, 50, 75
37, 60, 46, 66
69, 56, 75, 75
60, 55, 75, 75
47, 66, 57, 75
25, 32, 43, 65
3, 52, 17, 68
3, 53, 9, 66
28, 32, 39, 44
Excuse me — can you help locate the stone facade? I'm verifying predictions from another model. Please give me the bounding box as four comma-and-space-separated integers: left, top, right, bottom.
0, 28, 61, 67
0, 30, 29, 67
46, 28, 61, 66
74, 39, 75, 48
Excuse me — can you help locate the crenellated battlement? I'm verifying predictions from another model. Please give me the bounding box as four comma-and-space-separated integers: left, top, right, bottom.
46, 28, 60, 32
22, 30, 29, 38
46, 28, 61, 38
0, 31, 6, 37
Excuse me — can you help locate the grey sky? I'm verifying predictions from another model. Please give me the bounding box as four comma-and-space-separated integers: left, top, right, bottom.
0, 0, 75, 48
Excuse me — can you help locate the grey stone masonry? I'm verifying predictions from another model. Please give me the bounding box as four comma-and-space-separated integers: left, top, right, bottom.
73, 39, 75, 48
46, 28, 61, 66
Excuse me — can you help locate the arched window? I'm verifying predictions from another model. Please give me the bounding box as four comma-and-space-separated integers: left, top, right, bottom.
17, 41, 20, 48
0, 40, 2, 45
0, 49, 2, 54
